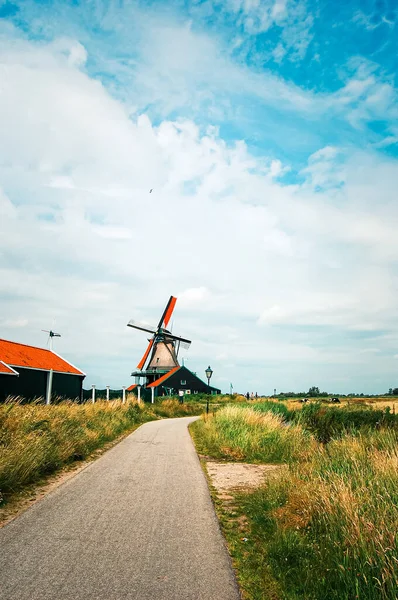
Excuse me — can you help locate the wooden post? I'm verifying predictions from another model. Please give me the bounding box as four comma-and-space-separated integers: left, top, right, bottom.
92, 385, 96, 404
122, 386, 126, 404
151, 387, 154, 404
106, 386, 110, 401
137, 385, 141, 403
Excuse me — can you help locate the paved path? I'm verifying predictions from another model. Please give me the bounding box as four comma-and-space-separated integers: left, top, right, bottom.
0, 417, 240, 600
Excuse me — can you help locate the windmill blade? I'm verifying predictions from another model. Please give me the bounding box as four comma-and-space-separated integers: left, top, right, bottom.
179, 340, 191, 350
127, 320, 157, 334
158, 296, 177, 329
137, 338, 154, 370
164, 333, 191, 344
164, 334, 191, 350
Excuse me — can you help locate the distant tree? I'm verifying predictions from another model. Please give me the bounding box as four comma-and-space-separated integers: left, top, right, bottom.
389, 388, 393, 395
308, 386, 321, 397
392, 388, 398, 396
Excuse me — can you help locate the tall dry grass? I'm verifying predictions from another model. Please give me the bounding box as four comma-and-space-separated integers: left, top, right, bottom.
191, 404, 398, 599
258, 430, 398, 599
0, 400, 150, 501
0, 398, 201, 503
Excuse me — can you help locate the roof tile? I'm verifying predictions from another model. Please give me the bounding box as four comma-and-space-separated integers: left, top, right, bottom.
0, 339, 84, 375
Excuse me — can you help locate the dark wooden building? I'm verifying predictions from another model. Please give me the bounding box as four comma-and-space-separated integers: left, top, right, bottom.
146, 365, 220, 398
0, 338, 85, 402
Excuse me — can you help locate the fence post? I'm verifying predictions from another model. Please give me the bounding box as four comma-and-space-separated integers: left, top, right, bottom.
151, 387, 154, 404
122, 386, 126, 404
137, 385, 141, 403
92, 385, 96, 404
106, 386, 110, 402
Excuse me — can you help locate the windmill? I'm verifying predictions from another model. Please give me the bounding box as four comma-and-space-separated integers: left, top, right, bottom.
42, 329, 61, 352
127, 296, 191, 388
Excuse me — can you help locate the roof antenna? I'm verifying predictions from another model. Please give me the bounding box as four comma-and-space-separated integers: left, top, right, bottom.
42, 329, 61, 352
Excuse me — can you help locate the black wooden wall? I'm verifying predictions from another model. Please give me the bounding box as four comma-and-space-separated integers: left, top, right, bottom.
155, 366, 221, 396
0, 367, 85, 402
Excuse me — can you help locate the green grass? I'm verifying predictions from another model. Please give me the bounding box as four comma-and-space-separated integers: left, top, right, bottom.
190, 405, 316, 463
191, 405, 398, 600
0, 398, 201, 504
250, 401, 294, 421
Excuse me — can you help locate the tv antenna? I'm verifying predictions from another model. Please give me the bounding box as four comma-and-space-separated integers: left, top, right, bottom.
42, 329, 61, 352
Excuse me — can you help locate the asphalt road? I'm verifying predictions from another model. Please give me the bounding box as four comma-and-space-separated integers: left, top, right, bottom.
0, 417, 240, 600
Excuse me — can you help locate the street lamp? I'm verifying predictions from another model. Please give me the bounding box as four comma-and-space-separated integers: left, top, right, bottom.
205, 365, 213, 414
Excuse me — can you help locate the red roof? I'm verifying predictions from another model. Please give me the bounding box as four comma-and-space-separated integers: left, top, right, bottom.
126, 384, 137, 391
0, 339, 85, 376
0, 361, 18, 375
147, 366, 181, 388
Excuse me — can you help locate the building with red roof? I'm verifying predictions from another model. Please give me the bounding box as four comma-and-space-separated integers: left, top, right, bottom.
0, 339, 85, 402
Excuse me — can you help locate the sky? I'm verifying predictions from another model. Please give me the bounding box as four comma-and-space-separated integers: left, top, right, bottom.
1, 0, 398, 394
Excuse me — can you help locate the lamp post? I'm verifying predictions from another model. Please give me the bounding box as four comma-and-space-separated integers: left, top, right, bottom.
205, 366, 213, 415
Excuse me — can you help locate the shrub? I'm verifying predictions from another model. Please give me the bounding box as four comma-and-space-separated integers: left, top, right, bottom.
295, 402, 398, 443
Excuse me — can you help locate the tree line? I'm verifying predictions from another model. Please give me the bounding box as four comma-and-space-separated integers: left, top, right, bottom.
275, 386, 398, 398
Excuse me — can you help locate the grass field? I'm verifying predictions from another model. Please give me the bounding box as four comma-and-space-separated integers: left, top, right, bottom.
0, 398, 202, 505
191, 403, 398, 600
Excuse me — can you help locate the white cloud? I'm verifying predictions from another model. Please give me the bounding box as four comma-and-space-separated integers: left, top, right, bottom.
0, 188, 17, 218
272, 0, 288, 20
1, 27, 398, 393
272, 42, 287, 63
330, 58, 398, 129
0, 318, 29, 328
301, 146, 345, 189
178, 287, 211, 307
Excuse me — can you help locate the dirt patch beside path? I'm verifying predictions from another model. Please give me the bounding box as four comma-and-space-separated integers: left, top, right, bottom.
206, 461, 284, 493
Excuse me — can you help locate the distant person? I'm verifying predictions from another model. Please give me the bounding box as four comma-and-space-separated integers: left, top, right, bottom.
178, 389, 184, 404
255, 392, 258, 399
250, 392, 254, 399
246, 392, 250, 400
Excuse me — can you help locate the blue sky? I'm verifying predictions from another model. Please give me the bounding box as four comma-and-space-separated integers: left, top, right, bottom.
1, 0, 398, 393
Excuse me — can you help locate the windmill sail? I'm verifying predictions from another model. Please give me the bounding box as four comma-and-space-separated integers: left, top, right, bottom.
127, 296, 192, 389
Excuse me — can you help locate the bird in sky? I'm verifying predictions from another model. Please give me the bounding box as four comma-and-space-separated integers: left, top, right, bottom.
149, 189, 153, 193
